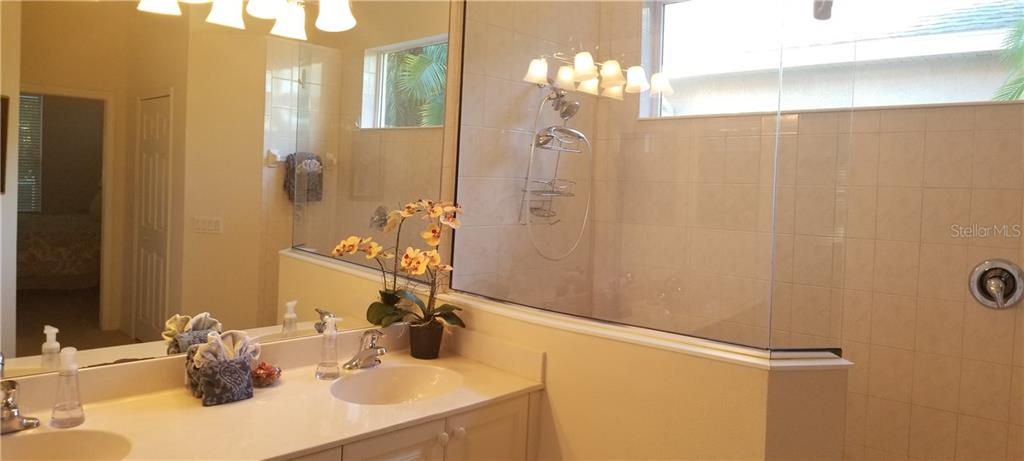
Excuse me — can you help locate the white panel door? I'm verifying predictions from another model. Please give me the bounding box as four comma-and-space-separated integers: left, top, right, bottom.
133, 96, 171, 341
445, 396, 529, 461
343, 420, 446, 461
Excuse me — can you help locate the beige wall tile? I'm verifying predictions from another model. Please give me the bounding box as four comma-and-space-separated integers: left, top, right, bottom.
797, 134, 839, 186
865, 397, 912, 455
878, 132, 925, 187
976, 104, 1022, 131
973, 130, 1024, 190
969, 189, 1023, 248
921, 188, 971, 245
844, 241, 876, 292
880, 109, 927, 133
908, 405, 959, 460
959, 359, 1013, 422
794, 185, 837, 237
875, 187, 922, 241
915, 298, 965, 357
918, 244, 968, 301
956, 415, 1008, 460
912, 352, 961, 412
1011, 367, 1024, 426
924, 131, 973, 187
846, 392, 868, 448
870, 293, 917, 350
845, 340, 871, 394
926, 106, 976, 132
869, 345, 915, 402
846, 186, 879, 239
1008, 424, 1024, 461
962, 304, 1017, 364
873, 241, 920, 296
793, 235, 835, 288
843, 133, 880, 186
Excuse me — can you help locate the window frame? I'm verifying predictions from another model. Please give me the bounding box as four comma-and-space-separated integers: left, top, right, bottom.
361, 33, 449, 129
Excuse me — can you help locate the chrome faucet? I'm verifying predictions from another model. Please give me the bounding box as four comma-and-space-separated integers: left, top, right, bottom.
2, 381, 40, 435
343, 330, 386, 370
314, 308, 335, 334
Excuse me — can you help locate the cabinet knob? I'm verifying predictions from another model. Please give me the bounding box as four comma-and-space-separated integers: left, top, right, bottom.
453, 427, 467, 439
437, 431, 450, 446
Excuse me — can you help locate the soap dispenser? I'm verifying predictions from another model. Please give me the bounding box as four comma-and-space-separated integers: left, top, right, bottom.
315, 317, 340, 380
41, 325, 60, 369
51, 347, 84, 428
282, 300, 298, 336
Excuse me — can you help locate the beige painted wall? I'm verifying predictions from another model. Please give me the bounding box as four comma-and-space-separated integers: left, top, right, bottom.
1, 1, 23, 355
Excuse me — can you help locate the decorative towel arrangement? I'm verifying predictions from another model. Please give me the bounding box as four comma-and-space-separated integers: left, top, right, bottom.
185, 331, 261, 406
162, 312, 224, 354
284, 152, 323, 203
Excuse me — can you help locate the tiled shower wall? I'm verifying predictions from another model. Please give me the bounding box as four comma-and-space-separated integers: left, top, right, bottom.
456, 1, 1024, 459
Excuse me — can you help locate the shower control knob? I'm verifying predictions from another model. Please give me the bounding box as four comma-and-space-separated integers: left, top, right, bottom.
969, 259, 1023, 309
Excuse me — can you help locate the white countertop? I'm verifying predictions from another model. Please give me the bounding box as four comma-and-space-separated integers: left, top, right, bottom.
6, 352, 542, 460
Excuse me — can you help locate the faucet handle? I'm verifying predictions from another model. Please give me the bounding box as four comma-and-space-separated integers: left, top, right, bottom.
361, 329, 384, 348
2, 380, 17, 406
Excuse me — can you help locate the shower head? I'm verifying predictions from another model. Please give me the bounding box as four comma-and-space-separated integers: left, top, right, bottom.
813, 0, 833, 20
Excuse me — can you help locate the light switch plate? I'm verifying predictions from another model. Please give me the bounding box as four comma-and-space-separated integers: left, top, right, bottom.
192, 216, 223, 234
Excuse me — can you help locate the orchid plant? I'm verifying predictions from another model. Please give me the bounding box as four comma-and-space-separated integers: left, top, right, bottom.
332, 199, 465, 329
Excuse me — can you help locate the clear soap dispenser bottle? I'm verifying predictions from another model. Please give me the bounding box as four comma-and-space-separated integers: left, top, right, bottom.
282, 300, 298, 337
51, 347, 85, 428
41, 325, 60, 369
315, 317, 340, 380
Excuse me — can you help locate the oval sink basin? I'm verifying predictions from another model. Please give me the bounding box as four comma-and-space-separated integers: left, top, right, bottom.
1, 430, 132, 460
331, 365, 462, 405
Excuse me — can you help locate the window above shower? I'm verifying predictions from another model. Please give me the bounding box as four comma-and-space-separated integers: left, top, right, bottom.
647, 0, 1024, 117
361, 35, 449, 129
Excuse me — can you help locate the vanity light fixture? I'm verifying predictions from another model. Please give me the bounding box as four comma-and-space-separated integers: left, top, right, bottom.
524, 53, 671, 99
523, 58, 549, 85
246, 0, 285, 19
137, 0, 182, 16
206, 0, 246, 29
624, 66, 650, 93
179, 0, 212, 3
577, 78, 599, 96
271, 1, 308, 41
316, 0, 357, 32
650, 72, 674, 96
572, 52, 598, 82
554, 65, 576, 90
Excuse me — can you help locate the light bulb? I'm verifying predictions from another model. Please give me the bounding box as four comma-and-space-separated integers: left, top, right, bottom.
206, 0, 245, 29
554, 66, 576, 90
271, 1, 308, 41
599, 60, 624, 88
577, 78, 599, 96
523, 58, 549, 85
137, 0, 181, 15
573, 52, 598, 82
246, 0, 284, 19
601, 84, 624, 101
650, 72, 674, 96
316, 0, 356, 32
625, 66, 650, 93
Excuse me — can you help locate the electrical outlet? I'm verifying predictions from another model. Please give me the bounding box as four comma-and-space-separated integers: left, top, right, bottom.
192, 216, 223, 234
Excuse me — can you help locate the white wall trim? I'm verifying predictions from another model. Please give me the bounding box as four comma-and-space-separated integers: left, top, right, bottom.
280, 249, 852, 371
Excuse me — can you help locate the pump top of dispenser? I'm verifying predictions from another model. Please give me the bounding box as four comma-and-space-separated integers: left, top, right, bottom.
324, 317, 337, 335
59, 347, 78, 373
285, 300, 297, 317
42, 325, 60, 353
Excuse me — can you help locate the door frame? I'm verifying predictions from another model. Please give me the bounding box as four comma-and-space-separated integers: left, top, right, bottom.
19, 83, 123, 332
130, 88, 174, 341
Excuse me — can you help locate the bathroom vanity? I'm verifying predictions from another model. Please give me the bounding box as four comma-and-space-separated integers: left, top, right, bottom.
0, 328, 545, 461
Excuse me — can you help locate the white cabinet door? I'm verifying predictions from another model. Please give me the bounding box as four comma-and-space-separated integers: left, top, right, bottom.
343, 420, 446, 461
445, 396, 529, 461
287, 446, 342, 461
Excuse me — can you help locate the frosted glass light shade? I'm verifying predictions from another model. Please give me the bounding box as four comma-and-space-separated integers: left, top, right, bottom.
206, 0, 245, 29
271, 1, 308, 40
245, 0, 284, 19
573, 52, 598, 81
650, 72, 674, 96
180, 0, 211, 3
316, 0, 356, 32
577, 78, 599, 96
625, 66, 650, 93
137, 0, 182, 15
523, 58, 549, 85
554, 66, 576, 90
599, 60, 624, 88
601, 84, 624, 101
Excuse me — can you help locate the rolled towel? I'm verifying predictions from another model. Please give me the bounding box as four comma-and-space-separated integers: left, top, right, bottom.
191, 331, 261, 369
161, 312, 225, 354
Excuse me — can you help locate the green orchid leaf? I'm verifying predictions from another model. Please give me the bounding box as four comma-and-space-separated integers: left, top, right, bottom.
380, 312, 406, 327
435, 304, 461, 314
366, 301, 396, 325
438, 311, 465, 328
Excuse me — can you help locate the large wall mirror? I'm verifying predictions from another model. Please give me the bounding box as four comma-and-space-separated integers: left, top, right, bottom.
1, 0, 452, 378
